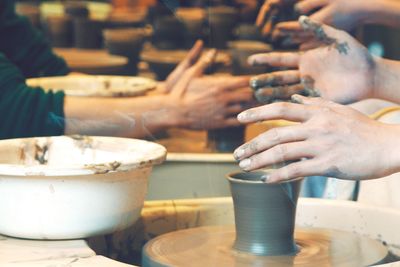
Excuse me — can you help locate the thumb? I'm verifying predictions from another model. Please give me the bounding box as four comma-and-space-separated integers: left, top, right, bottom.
299, 16, 350, 54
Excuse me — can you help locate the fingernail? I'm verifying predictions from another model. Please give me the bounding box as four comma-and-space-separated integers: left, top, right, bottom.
298, 15, 309, 29
261, 175, 270, 183
291, 94, 304, 104
234, 149, 244, 160
237, 112, 247, 121
239, 158, 251, 169
247, 56, 256, 66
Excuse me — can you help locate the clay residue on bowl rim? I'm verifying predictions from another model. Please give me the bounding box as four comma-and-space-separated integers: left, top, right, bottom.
0, 136, 166, 176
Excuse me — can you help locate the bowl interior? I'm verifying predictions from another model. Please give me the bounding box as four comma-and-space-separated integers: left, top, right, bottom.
0, 136, 166, 176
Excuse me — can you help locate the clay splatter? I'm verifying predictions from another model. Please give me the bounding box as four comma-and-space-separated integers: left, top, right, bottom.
250, 74, 284, 90
300, 76, 321, 97
85, 161, 122, 174
34, 143, 48, 165
300, 17, 350, 55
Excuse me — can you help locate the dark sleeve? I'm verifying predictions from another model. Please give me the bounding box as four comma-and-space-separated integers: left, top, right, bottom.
0, 53, 65, 139
0, 0, 70, 78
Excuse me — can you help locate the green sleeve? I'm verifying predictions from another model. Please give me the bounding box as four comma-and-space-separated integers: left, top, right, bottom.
0, 53, 65, 139
0, 0, 70, 78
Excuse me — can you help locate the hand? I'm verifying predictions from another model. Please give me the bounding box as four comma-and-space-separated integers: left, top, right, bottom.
233, 95, 400, 183
250, 16, 377, 104
273, 0, 368, 42
159, 41, 254, 130
182, 75, 254, 130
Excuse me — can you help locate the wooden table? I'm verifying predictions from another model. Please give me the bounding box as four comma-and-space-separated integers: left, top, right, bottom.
54, 48, 129, 75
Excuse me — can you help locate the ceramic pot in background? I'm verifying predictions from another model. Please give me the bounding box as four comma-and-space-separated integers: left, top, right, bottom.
228, 40, 272, 75
227, 171, 302, 256
152, 15, 186, 50
43, 16, 74, 48
103, 28, 148, 75
107, 7, 148, 28
206, 6, 238, 49
73, 18, 104, 49
176, 8, 206, 48
141, 48, 230, 81
64, 2, 89, 18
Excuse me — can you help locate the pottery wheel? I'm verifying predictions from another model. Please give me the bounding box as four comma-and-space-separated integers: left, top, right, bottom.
142, 226, 388, 267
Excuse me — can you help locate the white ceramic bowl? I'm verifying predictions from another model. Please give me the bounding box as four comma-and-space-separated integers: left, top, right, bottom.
27, 75, 157, 97
0, 136, 166, 239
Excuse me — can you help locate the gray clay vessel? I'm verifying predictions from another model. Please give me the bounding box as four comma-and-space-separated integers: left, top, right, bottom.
103, 28, 147, 75
207, 6, 238, 49
73, 18, 104, 49
227, 171, 302, 256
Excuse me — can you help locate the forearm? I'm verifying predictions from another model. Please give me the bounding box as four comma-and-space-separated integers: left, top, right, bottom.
64, 95, 185, 138
360, 0, 400, 28
373, 57, 400, 103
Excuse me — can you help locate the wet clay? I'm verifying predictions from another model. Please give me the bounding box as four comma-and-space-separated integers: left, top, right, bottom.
255, 84, 306, 103
300, 17, 349, 55
300, 76, 321, 97
34, 143, 49, 165
250, 74, 285, 90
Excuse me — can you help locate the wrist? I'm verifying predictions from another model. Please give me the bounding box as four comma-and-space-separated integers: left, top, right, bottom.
361, 0, 400, 26
372, 57, 388, 99
381, 124, 400, 177
159, 95, 188, 128
372, 57, 400, 101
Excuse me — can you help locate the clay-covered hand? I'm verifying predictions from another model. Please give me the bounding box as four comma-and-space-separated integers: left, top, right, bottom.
250, 16, 377, 104
233, 95, 400, 183
273, 0, 368, 42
